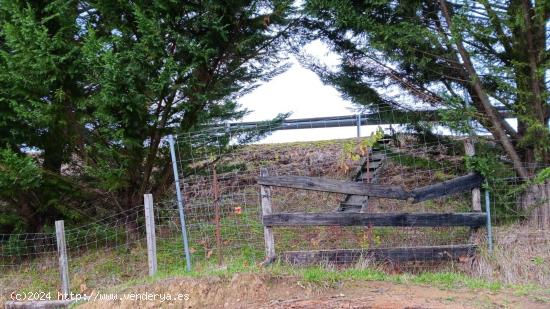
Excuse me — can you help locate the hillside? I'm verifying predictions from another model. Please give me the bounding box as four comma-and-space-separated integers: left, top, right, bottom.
2, 137, 549, 308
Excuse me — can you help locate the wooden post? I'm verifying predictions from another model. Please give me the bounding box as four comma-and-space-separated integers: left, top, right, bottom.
55, 220, 70, 298
260, 168, 276, 264
485, 188, 493, 253
464, 139, 482, 212
144, 194, 157, 276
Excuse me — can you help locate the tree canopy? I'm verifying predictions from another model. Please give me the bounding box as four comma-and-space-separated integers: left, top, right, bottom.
1, 0, 549, 233
0, 0, 293, 232
300, 0, 549, 179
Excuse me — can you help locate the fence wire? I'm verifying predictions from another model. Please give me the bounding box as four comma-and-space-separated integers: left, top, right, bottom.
0, 205, 148, 299
2, 111, 549, 298
172, 120, 480, 270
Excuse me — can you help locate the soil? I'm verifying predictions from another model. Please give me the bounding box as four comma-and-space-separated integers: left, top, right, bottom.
77, 273, 548, 309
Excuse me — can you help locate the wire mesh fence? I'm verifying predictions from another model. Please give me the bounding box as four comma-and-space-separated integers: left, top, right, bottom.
1, 112, 549, 299
0, 206, 149, 300
0, 232, 58, 297
171, 121, 484, 271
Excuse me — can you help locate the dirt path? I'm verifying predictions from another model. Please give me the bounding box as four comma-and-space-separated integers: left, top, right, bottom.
76, 274, 547, 309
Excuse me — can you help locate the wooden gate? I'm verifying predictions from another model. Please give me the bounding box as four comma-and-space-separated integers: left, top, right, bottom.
258, 168, 485, 265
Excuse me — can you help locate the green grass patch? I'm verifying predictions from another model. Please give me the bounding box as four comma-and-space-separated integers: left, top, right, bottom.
112, 256, 517, 298
389, 152, 445, 170
410, 271, 502, 291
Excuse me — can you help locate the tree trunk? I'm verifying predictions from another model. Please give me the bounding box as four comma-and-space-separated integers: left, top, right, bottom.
520, 181, 550, 229
439, 0, 530, 180
17, 197, 45, 233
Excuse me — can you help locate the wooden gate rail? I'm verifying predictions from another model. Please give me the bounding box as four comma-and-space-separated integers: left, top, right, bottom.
258, 175, 409, 199
263, 212, 486, 228
258, 169, 484, 265
282, 245, 477, 265
258, 173, 483, 203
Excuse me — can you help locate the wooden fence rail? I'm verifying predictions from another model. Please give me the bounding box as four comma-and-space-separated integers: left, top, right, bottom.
282, 245, 477, 265
257, 173, 482, 203
257, 176, 409, 199
410, 173, 483, 203
258, 171, 485, 266
263, 212, 486, 228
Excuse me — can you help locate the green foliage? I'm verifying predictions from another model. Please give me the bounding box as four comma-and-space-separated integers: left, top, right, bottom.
0, 148, 42, 194
437, 96, 477, 135
394, 153, 445, 171
301, 0, 550, 177
340, 127, 384, 166
65, 224, 127, 249
1, 234, 32, 256
468, 146, 550, 224
533, 168, 550, 184
360, 127, 384, 149
0, 0, 294, 232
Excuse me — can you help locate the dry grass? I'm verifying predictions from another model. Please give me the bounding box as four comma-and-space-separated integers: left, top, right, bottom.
468, 224, 550, 286
3, 136, 548, 303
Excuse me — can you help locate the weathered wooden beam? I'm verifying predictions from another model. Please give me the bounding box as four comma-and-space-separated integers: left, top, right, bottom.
263, 212, 486, 227
55, 220, 70, 299
260, 168, 276, 265
464, 140, 482, 212
257, 176, 409, 200
411, 173, 483, 203
282, 245, 476, 265
144, 194, 157, 277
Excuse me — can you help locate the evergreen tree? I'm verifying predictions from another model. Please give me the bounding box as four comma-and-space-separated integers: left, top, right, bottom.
0, 0, 293, 232
0, 0, 88, 232
300, 0, 549, 179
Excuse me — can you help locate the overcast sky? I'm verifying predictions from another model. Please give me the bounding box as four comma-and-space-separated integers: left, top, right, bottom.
236, 41, 380, 143
235, 43, 517, 143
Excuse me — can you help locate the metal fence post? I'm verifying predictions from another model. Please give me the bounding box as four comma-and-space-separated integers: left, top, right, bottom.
168, 134, 192, 271
55, 220, 70, 298
356, 114, 361, 138
144, 194, 157, 276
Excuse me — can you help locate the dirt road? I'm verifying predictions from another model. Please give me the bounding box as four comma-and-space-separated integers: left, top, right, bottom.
76, 274, 548, 308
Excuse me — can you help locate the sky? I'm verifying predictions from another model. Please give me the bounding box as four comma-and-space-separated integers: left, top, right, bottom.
237, 58, 364, 143
239, 58, 353, 122
235, 44, 519, 143
235, 41, 380, 143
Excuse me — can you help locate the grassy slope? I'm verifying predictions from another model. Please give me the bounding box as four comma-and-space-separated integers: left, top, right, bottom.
2, 137, 549, 303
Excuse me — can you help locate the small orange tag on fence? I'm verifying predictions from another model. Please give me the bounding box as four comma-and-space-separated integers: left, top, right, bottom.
234, 207, 242, 215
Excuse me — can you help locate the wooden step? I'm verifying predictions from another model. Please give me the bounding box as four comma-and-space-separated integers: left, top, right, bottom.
338, 203, 363, 212
359, 174, 376, 181
339, 195, 369, 212
360, 161, 383, 171
281, 244, 477, 265
369, 153, 386, 161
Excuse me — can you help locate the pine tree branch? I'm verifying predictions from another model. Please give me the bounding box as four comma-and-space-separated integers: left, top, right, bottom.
439, 0, 529, 179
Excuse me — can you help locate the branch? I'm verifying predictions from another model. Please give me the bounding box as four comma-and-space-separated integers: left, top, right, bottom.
439, 0, 529, 179
479, 0, 513, 55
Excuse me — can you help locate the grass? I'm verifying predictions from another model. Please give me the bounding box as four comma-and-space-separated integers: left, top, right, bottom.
277, 266, 504, 291
4, 213, 545, 301
3, 137, 549, 305
388, 151, 449, 171
89, 252, 549, 303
